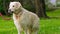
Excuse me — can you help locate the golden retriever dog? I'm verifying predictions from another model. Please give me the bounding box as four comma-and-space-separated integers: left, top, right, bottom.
8, 2, 39, 34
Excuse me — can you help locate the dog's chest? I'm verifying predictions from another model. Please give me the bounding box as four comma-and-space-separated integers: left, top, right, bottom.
13, 13, 33, 28
13, 14, 22, 22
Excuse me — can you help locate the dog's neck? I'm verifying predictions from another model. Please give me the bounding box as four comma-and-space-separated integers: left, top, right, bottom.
14, 7, 23, 15
13, 7, 23, 19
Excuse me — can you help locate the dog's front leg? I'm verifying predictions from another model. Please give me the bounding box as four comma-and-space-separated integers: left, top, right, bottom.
24, 29, 29, 34
16, 25, 23, 34
14, 22, 22, 34
18, 30, 22, 34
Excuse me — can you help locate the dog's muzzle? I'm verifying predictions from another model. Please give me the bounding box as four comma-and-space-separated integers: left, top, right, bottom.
8, 9, 13, 14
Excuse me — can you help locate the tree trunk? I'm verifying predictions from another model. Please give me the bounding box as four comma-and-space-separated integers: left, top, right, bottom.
9, 0, 48, 18
34, 0, 48, 18
3, 0, 7, 15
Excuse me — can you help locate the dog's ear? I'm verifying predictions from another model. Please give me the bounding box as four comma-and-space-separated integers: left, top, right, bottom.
16, 2, 21, 7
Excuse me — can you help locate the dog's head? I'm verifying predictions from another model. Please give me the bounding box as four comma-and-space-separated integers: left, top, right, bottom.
8, 2, 22, 14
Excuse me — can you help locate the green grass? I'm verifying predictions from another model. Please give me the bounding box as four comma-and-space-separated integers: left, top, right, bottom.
40, 9, 60, 34
0, 9, 60, 34
0, 17, 17, 34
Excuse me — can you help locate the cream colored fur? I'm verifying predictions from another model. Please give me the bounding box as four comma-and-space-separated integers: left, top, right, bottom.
9, 2, 39, 34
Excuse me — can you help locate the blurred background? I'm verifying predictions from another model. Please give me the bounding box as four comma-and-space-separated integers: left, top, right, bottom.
0, 0, 60, 34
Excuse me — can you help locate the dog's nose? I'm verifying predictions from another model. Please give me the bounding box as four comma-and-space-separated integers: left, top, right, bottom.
8, 9, 14, 14
8, 9, 12, 14
8, 9, 11, 12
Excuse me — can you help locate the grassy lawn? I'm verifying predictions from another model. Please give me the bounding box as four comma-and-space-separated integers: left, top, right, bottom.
40, 9, 60, 34
0, 17, 17, 34
0, 9, 60, 34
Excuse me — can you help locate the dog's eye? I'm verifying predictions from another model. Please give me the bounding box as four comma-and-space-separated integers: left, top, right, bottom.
13, 6, 14, 7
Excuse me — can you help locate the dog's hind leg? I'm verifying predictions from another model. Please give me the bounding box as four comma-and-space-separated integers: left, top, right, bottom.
24, 29, 32, 34
33, 30, 38, 34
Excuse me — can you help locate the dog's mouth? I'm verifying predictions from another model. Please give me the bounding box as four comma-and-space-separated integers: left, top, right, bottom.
8, 8, 21, 14
8, 10, 13, 14
8, 9, 15, 13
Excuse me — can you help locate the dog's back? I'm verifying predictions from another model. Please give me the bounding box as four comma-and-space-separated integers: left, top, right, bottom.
18, 8, 39, 31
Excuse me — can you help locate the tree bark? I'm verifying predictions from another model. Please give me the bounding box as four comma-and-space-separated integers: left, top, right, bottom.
34, 0, 48, 18
3, 0, 7, 15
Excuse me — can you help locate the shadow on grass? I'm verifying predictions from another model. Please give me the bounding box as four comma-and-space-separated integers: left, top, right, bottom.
40, 16, 60, 20
49, 17, 60, 19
